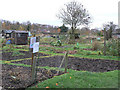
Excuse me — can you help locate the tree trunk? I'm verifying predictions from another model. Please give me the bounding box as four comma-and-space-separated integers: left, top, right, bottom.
68, 26, 75, 44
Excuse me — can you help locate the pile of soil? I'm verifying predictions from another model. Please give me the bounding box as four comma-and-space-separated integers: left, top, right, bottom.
2, 51, 48, 61
2, 64, 64, 89
13, 56, 120, 72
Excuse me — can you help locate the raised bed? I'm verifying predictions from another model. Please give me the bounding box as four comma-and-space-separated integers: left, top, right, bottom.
2, 64, 64, 89
12, 56, 120, 72
2, 51, 48, 61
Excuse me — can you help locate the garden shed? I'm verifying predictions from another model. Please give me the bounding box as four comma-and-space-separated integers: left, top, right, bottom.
2, 30, 15, 38
11, 31, 28, 45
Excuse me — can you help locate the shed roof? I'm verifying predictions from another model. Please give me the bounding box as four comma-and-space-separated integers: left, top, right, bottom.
2, 30, 16, 33
12, 31, 28, 33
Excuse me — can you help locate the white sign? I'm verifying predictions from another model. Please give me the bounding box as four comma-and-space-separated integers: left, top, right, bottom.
33, 42, 39, 53
30, 37, 36, 48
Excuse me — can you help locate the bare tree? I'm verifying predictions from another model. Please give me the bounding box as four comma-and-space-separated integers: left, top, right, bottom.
103, 22, 117, 40
57, 1, 91, 43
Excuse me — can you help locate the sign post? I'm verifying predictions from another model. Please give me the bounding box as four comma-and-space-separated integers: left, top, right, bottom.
29, 36, 39, 83
32, 42, 39, 82
31, 54, 37, 82
30, 37, 36, 70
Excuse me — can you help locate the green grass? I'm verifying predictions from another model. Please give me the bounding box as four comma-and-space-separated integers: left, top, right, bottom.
39, 50, 119, 61
12, 51, 25, 56
27, 70, 119, 88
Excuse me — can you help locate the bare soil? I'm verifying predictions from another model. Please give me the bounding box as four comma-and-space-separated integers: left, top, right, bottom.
2, 51, 48, 61
11, 54, 120, 72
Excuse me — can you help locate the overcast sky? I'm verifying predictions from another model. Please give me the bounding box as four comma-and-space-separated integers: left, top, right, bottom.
0, 0, 119, 29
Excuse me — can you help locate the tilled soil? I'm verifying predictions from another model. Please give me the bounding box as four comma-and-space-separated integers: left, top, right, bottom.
2, 64, 64, 89
2, 51, 48, 60
13, 56, 120, 72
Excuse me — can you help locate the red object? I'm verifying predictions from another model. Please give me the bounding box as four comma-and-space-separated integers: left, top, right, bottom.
56, 83, 58, 86
46, 86, 49, 88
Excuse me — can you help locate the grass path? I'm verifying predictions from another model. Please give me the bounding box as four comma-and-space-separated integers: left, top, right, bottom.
27, 70, 119, 88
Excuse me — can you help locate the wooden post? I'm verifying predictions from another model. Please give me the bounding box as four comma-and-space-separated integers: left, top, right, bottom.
31, 52, 34, 67
31, 49, 34, 77
31, 53, 37, 82
35, 53, 39, 81
15, 32, 17, 45
57, 52, 67, 75
104, 28, 106, 56
65, 51, 68, 73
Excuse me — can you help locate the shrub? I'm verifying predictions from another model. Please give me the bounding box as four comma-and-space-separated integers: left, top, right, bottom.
76, 49, 84, 55
73, 46, 79, 49
50, 40, 62, 46
1, 39, 6, 47
102, 39, 119, 56
92, 41, 101, 51
97, 51, 103, 55
2, 44, 14, 51
57, 40, 62, 46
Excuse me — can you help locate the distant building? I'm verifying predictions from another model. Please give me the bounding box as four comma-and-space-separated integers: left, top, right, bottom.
112, 28, 120, 38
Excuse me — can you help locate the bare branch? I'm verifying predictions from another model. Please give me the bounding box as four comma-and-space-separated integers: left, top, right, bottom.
57, 1, 92, 30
